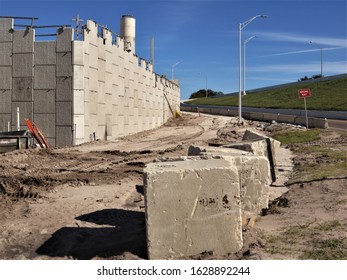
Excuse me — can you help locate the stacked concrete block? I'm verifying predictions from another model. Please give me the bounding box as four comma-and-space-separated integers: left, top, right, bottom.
220, 156, 270, 226
144, 159, 242, 259
55, 27, 73, 146
0, 19, 13, 131
33, 39, 57, 152
241, 129, 280, 182
187, 145, 271, 226
221, 136, 278, 183
11, 28, 34, 130
2, 18, 180, 143
72, 40, 85, 145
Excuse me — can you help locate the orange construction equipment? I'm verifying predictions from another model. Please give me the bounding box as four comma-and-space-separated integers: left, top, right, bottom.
24, 118, 50, 149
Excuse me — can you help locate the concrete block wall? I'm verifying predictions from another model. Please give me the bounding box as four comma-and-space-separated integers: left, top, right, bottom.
0, 19, 13, 131
80, 20, 180, 142
0, 18, 180, 146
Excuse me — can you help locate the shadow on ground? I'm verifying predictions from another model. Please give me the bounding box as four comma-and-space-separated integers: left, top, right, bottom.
36, 209, 147, 260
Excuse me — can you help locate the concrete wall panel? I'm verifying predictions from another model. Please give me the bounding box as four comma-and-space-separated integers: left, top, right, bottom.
73, 65, 84, 90
13, 54, 33, 77
73, 114, 85, 140
56, 77, 72, 101
56, 52, 72, 77
73, 90, 85, 115
89, 44, 98, 69
34, 42, 56, 65
0, 66, 11, 89
34, 65, 56, 89
0, 90, 11, 113
89, 67, 98, 92
13, 29, 34, 53
72, 41, 84, 65
12, 77, 33, 101
0, 42, 12, 65
11, 101, 33, 126
34, 113, 55, 138
34, 89, 55, 114
88, 91, 98, 115
0, 18, 13, 41
46, 138, 56, 148
56, 101, 72, 126
0, 113, 11, 131
56, 126, 72, 147
56, 28, 73, 52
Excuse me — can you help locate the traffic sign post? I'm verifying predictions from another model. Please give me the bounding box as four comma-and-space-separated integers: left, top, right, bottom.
298, 89, 311, 129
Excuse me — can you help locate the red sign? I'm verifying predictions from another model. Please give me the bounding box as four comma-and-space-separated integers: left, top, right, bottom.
298, 88, 311, 98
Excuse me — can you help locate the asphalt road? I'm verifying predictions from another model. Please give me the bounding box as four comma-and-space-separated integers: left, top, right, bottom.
181, 103, 347, 131
328, 119, 347, 131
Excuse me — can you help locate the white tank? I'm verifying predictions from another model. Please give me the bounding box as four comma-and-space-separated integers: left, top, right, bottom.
120, 15, 135, 53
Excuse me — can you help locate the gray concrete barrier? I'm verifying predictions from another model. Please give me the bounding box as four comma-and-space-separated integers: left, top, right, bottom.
181, 105, 328, 128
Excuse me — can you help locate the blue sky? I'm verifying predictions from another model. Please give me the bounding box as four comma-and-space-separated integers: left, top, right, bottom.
1, 0, 346, 100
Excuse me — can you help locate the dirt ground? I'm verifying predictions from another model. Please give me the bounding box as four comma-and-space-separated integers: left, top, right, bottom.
0, 113, 346, 260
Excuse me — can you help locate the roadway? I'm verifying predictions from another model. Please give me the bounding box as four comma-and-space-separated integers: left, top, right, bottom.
180, 103, 347, 131
327, 119, 347, 131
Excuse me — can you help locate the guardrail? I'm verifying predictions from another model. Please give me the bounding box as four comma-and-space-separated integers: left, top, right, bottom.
181, 104, 328, 128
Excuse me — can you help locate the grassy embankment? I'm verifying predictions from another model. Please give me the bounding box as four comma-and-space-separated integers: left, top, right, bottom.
185, 77, 347, 111
263, 129, 347, 259
271, 129, 347, 181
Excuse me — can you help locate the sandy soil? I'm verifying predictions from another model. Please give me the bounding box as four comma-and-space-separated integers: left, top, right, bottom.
0, 113, 345, 260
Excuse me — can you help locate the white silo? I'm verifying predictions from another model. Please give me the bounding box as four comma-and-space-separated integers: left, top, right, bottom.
120, 15, 136, 53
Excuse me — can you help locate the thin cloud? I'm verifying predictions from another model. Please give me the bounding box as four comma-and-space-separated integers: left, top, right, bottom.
249, 61, 347, 74
259, 47, 343, 58
256, 31, 347, 48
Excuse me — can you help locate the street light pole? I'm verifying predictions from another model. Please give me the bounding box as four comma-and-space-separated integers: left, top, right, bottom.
243, 35, 256, 96
238, 15, 267, 124
171, 61, 181, 80
310, 41, 323, 77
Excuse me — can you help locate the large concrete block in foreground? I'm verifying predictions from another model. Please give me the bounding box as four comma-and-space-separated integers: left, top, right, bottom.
223, 139, 278, 182
187, 145, 271, 225
144, 159, 242, 260
217, 155, 270, 225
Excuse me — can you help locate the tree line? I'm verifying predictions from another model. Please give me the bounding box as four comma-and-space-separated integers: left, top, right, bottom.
189, 89, 224, 99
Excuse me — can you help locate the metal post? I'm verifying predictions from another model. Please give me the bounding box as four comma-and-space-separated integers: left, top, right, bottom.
16, 107, 20, 131
310, 41, 323, 77
238, 15, 267, 125
238, 23, 242, 123
243, 37, 246, 96
304, 97, 309, 129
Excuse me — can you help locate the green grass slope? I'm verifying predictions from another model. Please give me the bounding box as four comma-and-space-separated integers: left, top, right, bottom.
186, 77, 347, 111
